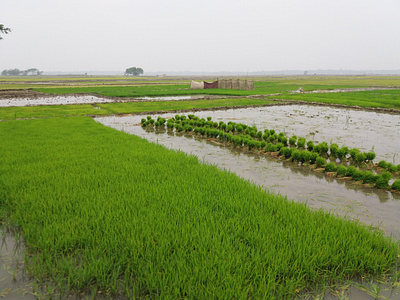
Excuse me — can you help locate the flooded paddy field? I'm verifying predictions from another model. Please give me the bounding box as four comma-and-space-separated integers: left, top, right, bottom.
96, 104, 400, 240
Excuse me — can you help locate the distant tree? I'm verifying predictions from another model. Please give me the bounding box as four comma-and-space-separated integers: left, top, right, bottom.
1, 68, 42, 76
125, 67, 143, 76
0, 24, 11, 40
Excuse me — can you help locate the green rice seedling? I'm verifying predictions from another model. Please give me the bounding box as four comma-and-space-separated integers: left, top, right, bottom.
154, 121, 160, 126
346, 165, 358, 177
362, 171, 378, 184
263, 128, 270, 134
299, 150, 311, 164
378, 160, 388, 169
244, 127, 250, 135
313, 144, 321, 154
330, 143, 339, 157
309, 152, 319, 164
278, 135, 288, 146
206, 116, 212, 121
365, 152, 376, 162
319, 142, 329, 155
249, 130, 257, 138
275, 142, 284, 151
269, 133, 278, 143
269, 129, 275, 135
281, 147, 293, 159
336, 147, 349, 160
325, 162, 337, 172
289, 135, 297, 146
180, 115, 187, 120
349, 148, 360, 160
265, 142, 273, 152
391, 180, 400, 191
149, 118, 155, 125
297, 137, 306, 148
256, 131, 263, 139
376, 172, 392, 189
184, 125, 193, 132
336, 165, 347, 177
315, 156, 326, 167
269, 144, 278, 152
260, 141, 267, 148
387, 163, 397, 173
262, 133, 269, 141
355, 152, 367, 164
147, 115, 152, 120
307, 141, 314, 151
175, 114, 181, 121
236, 125, 243, 133
141, 118, 146, 124
291, 149, 301, 162
352, 170, 364, 181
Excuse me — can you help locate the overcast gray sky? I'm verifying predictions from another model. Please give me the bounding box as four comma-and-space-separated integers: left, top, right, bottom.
1, 0, 400, 73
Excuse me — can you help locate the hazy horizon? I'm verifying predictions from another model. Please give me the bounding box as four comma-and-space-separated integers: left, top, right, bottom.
2, 0, 400, 73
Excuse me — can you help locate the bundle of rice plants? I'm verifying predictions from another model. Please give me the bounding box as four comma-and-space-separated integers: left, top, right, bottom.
276, 142, 284, 151
365, 152, 376, 162
147, 115, 152, 120
376, 172, 392, 189
236, 125, 243, 133
387, 163, 397, 173
346, 166, 357, 177
184, 125, 193, 132
349, 148, 360, 160
260, 141, 267, 148
291, 149, 301, 162
309, 152, 319, 164
289, 135, 297, 146
307, 141, 314, 151
352, 170, 364, 181
362, 171, 378, 184
330, 143, 339, 156
319, 142, 329, 155
207, 116, 212, 121
256, 131, 263, 139
281, 147, 292, 159
378, 160, 388, 168
325, 162, 337, 172
391, 180, 400, 191
336, 147, 349, 160
297, 137, 306, 148
269, 129, 275, 135
278, 135, 288, 146
315, 156, 326, 167
299, 150, 311, 164
265, 143, 273, 152
141, 118, 146, 124
268, 134, 277, 143
355, 152, 367, 163
336, 165, 347, 176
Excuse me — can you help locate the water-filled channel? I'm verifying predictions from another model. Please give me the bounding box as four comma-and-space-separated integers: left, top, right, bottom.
96, 105, 400, 240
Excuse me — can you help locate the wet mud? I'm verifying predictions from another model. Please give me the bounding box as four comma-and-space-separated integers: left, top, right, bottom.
96, 105, 400, 240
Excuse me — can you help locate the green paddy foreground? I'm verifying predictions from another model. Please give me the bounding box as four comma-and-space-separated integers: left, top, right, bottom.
1, 117, 399, 298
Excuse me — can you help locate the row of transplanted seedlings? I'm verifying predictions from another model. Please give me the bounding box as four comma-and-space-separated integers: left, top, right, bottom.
141, 114, 400, 191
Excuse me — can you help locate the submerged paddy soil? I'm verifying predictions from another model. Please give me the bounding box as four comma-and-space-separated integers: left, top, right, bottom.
96, 105, 400, 240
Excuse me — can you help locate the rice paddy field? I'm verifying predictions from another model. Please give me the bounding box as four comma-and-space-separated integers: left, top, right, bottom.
1, 75, 400, 299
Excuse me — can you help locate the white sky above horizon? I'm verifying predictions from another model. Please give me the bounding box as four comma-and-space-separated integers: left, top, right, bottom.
1, 0, 400, 74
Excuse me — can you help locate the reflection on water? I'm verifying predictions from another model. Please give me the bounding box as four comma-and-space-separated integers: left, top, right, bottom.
96, 105, 400, 240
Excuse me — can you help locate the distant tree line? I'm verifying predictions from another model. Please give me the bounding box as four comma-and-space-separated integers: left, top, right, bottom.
125, 67, 143, 76
1, 68, 43, 76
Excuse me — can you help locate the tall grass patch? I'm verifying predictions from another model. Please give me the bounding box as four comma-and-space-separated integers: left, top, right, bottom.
0, 117, 399, 298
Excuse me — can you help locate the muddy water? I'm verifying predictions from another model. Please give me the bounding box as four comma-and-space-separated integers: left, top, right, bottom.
0, 95, 114, 107
0, 230, 34, 299
96, 105, 400, 240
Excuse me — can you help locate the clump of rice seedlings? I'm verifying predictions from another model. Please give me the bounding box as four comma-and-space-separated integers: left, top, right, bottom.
330, 143, 339, 157
297, 137, 306, 148
387, 163, 397, 173
362, 171, 378, 184
349, 148, 360, 160
378, 160, 388, 169
149, 118, 155, 125
306, 141, 314, 151
289, 135, 297, 147
265, 142, 273, 152
319, 142, 329, 155
184, 125, 193, 132
365, 152, 376, 163
256, 131, 263, 139
269, 129, 275, 135
260, 141, 267, 148
325, 162, 337, 172
376, 172, 392, 189
336, 146, 349, 160
280, 147, 292, 159
355, 152, 367, 164
391, 180, 400, 191
291, 149, 301, 162
309, 152, 319, 164
262, 133, 270, 141
275, 142, 284, 151
352, 170, 364, 181
315, 156, 326, 167
236, 125, 243, 133
336, 165, 347, 177
346, 166, 358, 177
180, 115, 187, 120
277, 135, 288, 146
299, 150, 311, 164
141, 118, 146, 124
207, 116, 212, 121
147, 115, 152, 120
268, 134, 278, 143
175, 114, 181, 121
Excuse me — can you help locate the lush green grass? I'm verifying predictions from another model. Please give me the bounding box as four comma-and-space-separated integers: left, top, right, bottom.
269, 90, 400, 109
0, 117, 399, 298
0, 98, 276, 121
